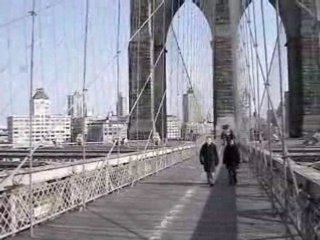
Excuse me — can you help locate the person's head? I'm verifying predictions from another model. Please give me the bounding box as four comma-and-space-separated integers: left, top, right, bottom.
206, 136, 213, 144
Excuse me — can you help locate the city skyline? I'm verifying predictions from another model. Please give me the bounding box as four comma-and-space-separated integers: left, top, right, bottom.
0, 0, 286, 126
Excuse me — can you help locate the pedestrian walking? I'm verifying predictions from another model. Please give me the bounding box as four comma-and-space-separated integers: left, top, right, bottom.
221, 126, 235, 145
223, 139, 240, 185
199, 136, 219, 187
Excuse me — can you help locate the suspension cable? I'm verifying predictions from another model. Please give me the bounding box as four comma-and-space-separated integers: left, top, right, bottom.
28, 0, 36, 236
252, 0, 261, 136
0, 0, 64, 29
81, 0, 90, 209
170, 24, 205, 120
276, 0, 299, 194
116, 0, 121, 154
148, 0, 156, 138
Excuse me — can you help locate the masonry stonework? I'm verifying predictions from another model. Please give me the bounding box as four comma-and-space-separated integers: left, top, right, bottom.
129, 0, 320, 139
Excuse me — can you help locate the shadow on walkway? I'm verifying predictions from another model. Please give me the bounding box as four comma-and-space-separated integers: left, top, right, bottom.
190, 168, 237, 240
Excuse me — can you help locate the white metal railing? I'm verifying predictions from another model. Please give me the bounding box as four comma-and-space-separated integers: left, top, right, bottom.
240, 143, 320, 240
0, 144, 195, 239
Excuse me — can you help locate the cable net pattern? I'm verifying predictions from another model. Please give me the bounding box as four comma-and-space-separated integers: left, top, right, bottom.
0, 145, 194, 239
240, 145, 320, 239
234, 0, 320, 238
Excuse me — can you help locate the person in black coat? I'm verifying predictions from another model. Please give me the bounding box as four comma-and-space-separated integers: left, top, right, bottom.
223, 139, 240, 185
200, 137, 219, 186
221, 128, 235, 146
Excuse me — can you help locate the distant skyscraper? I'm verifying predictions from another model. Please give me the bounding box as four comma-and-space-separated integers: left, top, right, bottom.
87, 117, 128, 143
116, 93, 128, 117
32, 88, 50, 116
167, 115, 182, 139
8, 88, 71, 147
67, 91, 85, 118
182, 88, 201, 123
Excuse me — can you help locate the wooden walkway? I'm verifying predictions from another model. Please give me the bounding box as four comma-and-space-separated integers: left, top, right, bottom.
12, 158, 300, 240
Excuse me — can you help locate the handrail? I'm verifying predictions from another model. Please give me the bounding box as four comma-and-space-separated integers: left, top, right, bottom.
240, 142, 320, 239
0, 144, 195, 239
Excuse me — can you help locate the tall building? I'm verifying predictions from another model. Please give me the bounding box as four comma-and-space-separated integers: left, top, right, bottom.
116, 93, 128, 117
32, 88, 50, 116
0, 127, 8, 143
8, 88, 71, 147
167, 115, 182, 139
70, 116, 100, 142
182, 88, 201, 123
181, 122, 214, 140
67, 91, 85, 118
87, 117, 128, 143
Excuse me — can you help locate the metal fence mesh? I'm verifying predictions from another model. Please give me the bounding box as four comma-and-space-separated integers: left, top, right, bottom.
0, 145, 194, 239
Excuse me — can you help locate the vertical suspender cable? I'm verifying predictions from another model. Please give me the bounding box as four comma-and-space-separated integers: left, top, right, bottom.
248, 5, 257, 120
81, 0, 89, 209
275, 1, 289, 210
260, 0, 274, 185
116, 0, 121, 153
252, 0, 261, 140
116, 0, 121, 112
260, 0, 276, 214
38, 3, 44, 88
243, 7, 253, 136
162, 0, 166, 143
148, 0, 156, 140
136, 0, 141, 142
28, 0, 36, 237
247, 4, 255, 141
168, 0, 175, 138
260, 0, 270, 143
275, 0, 288, 167
250, 1, 257, 138
176, 0, 181, 122
276, 0, 299, 200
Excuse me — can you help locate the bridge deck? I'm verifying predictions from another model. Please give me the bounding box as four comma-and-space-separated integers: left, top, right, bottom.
12, 159, 300, 240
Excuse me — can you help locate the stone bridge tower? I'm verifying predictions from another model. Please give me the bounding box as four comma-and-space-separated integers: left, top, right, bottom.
128, 0, 320, 139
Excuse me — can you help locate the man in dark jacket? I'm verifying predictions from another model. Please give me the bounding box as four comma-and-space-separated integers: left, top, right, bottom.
223, 139, 240, 185
221, 128, 235, 146
200, 137, 219, 186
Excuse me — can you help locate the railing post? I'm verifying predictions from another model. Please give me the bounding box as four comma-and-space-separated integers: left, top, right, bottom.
9, 192, 17, 234
298, 186, 315, 240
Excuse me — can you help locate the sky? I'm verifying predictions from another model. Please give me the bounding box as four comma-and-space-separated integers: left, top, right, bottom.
0, 0, 287, 125
238, 0, 288, 117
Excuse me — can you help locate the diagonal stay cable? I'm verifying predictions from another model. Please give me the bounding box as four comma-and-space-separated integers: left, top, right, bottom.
0, 1, 168, 188
0, 47, 167, 191
0, 0, 64, 29
170, 24, 205, 121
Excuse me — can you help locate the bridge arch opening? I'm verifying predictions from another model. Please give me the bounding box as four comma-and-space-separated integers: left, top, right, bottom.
166, 0, 214, 139
129, 0, 308, 140
237, 0, 289, 139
